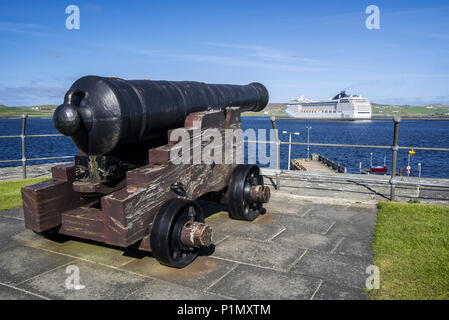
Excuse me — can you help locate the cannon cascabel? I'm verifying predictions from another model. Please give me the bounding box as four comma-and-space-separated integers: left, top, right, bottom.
53, 76, 269, 155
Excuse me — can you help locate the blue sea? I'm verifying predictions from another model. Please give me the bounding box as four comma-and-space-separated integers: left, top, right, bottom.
1, 117, 448, 179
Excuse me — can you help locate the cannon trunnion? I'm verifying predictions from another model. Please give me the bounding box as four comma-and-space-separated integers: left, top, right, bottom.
21, 77, 271, 268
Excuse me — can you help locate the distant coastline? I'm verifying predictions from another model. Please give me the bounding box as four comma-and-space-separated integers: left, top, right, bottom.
241, 102, 449, 117
1, 103, 449, 119
0, 105, 56, 119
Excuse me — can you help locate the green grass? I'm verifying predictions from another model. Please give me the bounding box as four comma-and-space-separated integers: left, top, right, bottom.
242, 103, 449, 117
0, 177, 50, 211
1, 103, 447, 118
241, 106, 288, 117
372, 103, 449, 117
0, 104, 56, 118
371, 201, 449, 300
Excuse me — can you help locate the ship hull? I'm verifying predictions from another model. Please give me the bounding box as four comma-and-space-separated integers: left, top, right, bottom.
285, 92, 372, 119
285, 107, 371, 119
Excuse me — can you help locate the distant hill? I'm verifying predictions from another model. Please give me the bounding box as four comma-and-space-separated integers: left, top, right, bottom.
0, 105, 57, 118
244, 102, 449, 117
1, 101, 448, 118
241, 102, 288, 116
372, 103, 449, 117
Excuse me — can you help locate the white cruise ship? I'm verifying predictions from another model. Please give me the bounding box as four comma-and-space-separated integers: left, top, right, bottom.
285, 91, 372, 119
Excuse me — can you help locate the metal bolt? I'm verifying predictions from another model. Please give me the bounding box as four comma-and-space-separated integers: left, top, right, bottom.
250, 185, 271, 203
180, 221, 213, 248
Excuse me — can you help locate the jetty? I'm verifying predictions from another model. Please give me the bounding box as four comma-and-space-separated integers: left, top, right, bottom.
290, 154, 347, 174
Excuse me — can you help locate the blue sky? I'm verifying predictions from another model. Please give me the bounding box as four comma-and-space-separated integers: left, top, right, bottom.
0, 0, 448, 106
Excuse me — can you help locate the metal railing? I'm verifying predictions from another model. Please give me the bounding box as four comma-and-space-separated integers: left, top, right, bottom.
0, 114, 73, 178
245, 115, 449, 201
1, 113, 448, 201
317, 154, 347, 173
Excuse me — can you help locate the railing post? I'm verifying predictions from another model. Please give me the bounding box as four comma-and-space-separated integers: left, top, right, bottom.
270, 115, 281, 190
21, 114, 28, 179
390, 116, 400, 201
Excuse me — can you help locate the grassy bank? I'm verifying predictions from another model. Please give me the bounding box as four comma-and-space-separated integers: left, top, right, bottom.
371, 202, 449, 300
1, 103, 448, 118
0, 105, 56, 118
372, 103, 449, 117
0, 177, 50, 211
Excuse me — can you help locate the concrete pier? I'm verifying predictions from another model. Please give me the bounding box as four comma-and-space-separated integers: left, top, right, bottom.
290, 158, 335, 173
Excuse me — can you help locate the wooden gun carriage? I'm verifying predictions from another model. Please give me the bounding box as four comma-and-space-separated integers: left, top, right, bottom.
21, 76, 271, 268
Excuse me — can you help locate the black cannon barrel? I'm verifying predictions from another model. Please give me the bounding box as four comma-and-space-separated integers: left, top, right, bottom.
53, 76, 269, 155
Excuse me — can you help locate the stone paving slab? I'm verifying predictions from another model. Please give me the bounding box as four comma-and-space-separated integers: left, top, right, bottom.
208, 264, 321, 300
335, 237, 373, 259
263, 198, 315, 216
125, 279, 226, 300
312, 281, 367, 300
120, 256, 238, 291
17, 260, 149, 300
12, 228, 70, 250
0, 216, 25, 240
212, 236, 307, 272
273, 230, 340, 253
0, 207, 24, 220
205, 211, 286, 241
304, 204, 377, 221
207, 210, 335, 241
326, 216, 377, 240
0, 283, 45, 300
28, 239, 140, 268
0, 194, 377, 300
265, 212, 336, 235
290, 251, 370, 288
0, 240, 75, 285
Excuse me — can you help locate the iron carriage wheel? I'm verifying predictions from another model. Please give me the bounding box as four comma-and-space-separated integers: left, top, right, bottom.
228, 164, 269, 221
150, 198, 205, 268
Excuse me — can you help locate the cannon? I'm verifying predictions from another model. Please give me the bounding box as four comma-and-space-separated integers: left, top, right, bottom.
21, 76, 271, 268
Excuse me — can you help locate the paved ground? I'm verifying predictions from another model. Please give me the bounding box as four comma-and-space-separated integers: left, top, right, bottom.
0, 162, 70, 181
0, 195, 377, 300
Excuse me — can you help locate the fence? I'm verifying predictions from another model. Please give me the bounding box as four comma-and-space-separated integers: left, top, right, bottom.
316, 154, 347, 173
245, 115, 449, 201
1, 114, 449, 201
0, 114, 73, 178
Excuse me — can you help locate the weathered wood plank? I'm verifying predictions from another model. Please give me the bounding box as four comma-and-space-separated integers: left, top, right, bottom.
51, 162, 76, 181
22, 179, 87, 232
60, 204, 105, 242
22, 164, 88, 232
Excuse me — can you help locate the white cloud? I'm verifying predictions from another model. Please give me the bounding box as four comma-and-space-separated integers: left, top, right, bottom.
97, 42, 327, 72
0, 84, 66, 106
0, 22, 47, 36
